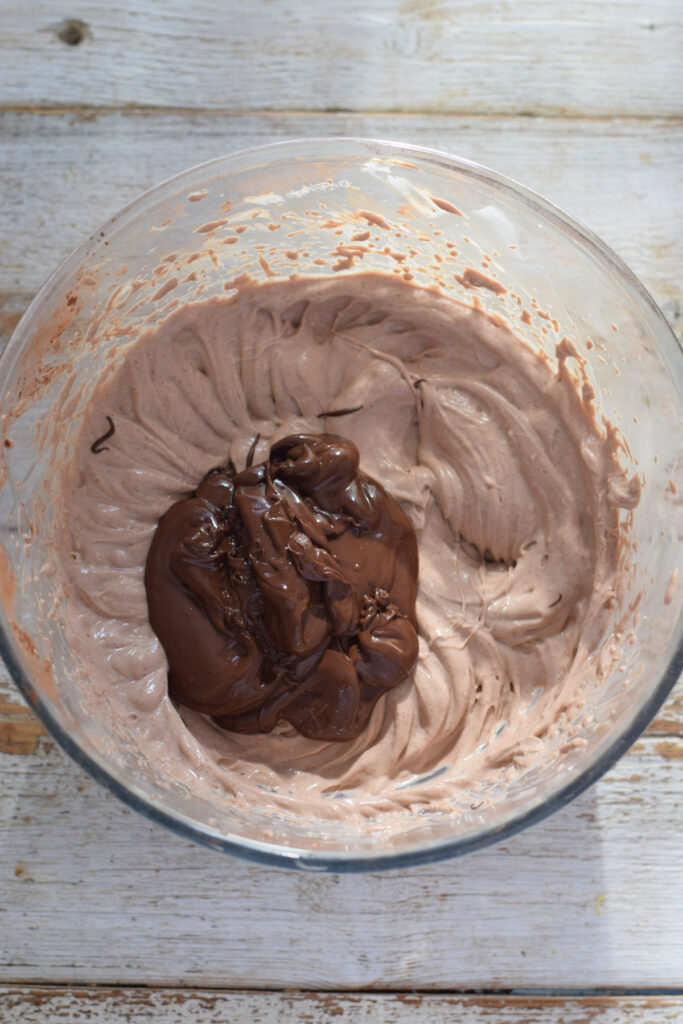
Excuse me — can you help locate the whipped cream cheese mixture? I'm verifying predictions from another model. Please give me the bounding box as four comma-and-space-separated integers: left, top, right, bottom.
55, 272, 637, 818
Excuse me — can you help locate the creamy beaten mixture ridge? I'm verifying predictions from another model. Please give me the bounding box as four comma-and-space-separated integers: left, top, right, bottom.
55, 272, 637, 818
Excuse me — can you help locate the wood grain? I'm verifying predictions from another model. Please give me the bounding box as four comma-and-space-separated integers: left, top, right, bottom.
648, 684, 683, 737
1, 671, 681, 990
1, 1, 682, 117
2, 988, 683, 1023
0, 111, 681, 342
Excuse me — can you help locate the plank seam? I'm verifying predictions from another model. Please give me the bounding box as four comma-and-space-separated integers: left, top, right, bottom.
1, 105, 682, 123
1, 982, 682, 996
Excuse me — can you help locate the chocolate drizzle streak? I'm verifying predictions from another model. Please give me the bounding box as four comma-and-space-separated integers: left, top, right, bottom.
90, 416, 115, 454
317, 405, 364, 419
144, 434, 419, 742
245, 433, 260, 468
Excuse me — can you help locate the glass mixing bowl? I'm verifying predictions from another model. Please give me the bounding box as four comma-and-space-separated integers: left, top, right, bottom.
0, 138, 681, 870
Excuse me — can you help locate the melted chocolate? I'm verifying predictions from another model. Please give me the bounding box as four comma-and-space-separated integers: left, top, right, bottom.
144, 434, 419, 741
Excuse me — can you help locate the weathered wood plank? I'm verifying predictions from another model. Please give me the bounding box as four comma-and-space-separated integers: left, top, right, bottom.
1, 1, 681, 117
0, 111, 681, 340
647, 681, 683, 737
1, 665, 681, 990
2, 988, 683, 1023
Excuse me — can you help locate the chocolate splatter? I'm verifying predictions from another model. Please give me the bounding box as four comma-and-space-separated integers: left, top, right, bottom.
317, 405, 364, 419
431, 196, 465, 217
246, 434, 261, 469
90, 416, 115, 454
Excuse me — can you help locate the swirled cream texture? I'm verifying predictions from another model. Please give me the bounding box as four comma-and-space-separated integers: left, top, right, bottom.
56, 273, 637, 818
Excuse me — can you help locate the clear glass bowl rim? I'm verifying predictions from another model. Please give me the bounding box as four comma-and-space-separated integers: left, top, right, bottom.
1, 136, 681, 872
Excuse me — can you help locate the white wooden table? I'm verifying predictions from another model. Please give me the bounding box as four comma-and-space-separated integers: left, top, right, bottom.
1, 3, 682, 1021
